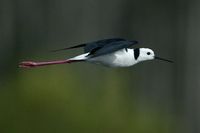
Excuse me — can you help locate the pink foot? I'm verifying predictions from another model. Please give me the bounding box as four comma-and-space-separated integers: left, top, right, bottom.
19, 61, 37, 68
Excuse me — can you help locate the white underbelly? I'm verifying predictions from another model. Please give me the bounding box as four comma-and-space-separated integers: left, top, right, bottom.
87, 49, 136, 67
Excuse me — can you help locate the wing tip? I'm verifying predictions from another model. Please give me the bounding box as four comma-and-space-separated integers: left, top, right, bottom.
131, 40, 139, 44
51, 44, 86, 52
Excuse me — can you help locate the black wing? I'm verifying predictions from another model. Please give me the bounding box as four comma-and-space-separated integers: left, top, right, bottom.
84, 38, 126, 53
51, 38, 138, 57
52, 38, 126, 52
87, 39, 138, 57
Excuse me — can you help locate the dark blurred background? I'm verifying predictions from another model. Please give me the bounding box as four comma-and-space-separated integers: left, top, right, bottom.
0, 0, 199, 133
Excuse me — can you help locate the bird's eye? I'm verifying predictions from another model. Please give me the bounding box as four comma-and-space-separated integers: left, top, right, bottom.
147, 52, 151, 55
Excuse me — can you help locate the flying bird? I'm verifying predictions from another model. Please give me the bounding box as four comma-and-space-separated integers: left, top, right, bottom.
19, 38, 173, 68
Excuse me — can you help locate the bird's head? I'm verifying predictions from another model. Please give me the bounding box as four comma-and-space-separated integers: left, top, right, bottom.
135, 48, 173, 63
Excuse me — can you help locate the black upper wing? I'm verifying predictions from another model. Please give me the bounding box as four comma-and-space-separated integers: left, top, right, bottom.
84, 38, 126, 53
51, 38, 138, 57
51, 38, 125, 52
85, 38, 138, 57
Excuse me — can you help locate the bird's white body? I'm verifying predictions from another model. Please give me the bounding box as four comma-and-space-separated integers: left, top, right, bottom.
69, 48, 155, 67
88, 49, 136, 67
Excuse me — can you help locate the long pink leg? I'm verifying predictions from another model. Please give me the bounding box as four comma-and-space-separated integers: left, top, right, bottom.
19, 59, 84, 68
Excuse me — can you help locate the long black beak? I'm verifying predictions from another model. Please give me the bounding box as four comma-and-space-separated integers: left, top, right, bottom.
155, 56, 173, 63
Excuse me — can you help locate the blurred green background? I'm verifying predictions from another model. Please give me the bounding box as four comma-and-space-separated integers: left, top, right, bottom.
0, 0, 199, 133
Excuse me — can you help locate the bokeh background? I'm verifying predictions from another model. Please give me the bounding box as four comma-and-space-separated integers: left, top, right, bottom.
0, 0, 199, 133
